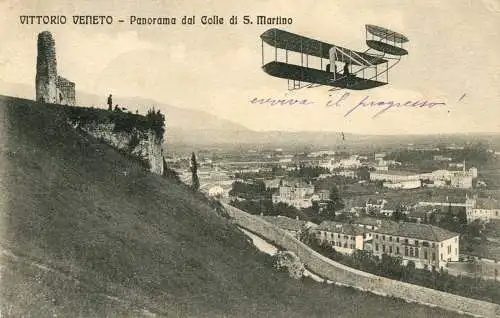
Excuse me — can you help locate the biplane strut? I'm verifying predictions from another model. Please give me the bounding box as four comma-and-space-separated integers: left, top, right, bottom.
260, 25, 409, 91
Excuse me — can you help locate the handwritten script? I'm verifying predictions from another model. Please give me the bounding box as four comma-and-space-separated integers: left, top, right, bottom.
249, 92, 446, 119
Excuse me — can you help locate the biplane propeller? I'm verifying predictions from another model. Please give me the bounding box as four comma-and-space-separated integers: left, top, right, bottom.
260, 25, 409, 91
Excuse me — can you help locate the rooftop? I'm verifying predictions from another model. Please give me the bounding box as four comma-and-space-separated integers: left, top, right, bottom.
476, 198, 500, 210
353, 217, 382, 227
317, 221, 366, 236
375, 222, 459, 242
371, 170, 418, 176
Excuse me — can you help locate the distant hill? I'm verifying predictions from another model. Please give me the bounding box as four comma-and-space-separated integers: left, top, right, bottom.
0, 94, 462, 317
2, 80, 499, 150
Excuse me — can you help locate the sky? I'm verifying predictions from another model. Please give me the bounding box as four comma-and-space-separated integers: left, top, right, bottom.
0, 0, 499, 135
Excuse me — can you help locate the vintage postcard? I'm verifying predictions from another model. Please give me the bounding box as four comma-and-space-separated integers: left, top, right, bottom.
1, 0, 500, 317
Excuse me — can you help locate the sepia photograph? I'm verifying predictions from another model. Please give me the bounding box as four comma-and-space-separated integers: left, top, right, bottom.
1, 0, 500, 317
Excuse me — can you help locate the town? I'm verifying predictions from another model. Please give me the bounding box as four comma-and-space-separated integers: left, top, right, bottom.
169, 141, 500, 285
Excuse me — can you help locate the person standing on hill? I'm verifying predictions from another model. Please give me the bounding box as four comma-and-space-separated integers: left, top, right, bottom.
107, 94, 113, 111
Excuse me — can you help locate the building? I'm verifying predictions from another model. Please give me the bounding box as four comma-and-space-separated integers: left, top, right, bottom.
370, 171, 420, 183
372, 167, 476, 189
264, 178, 281, 190
314, 221, 367, 255
321, 156, 362, 171
371, 221, 459, 270
333, 170, 357, 178
316, 189, 330, 201
383, 180, 421, 189
467, 198, 500, 223
272, 181, 315, 209
261, 215, 316, 238
434, 155, 452, 161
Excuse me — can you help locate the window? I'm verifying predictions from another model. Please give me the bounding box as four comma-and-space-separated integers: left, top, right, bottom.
410, 247, 414, 257
396, 246, 400, 255
382, 235, 386, 241
351, 237, 355, 241
396, 237, 400, 243
404, 239, 409, 244
343, 242, 348, 248
344, 235, 348, 239
405, 247, 409, 256
375, 243, 379, 251
389, 236, 393, 242
432, 243, 435, 248
389, 246, 393, 254
424, 250, 428, 259
415, 248, 419, 258
423, 241, 430, 247
415, 240, 419, 247
383, 245, 386, 253
440, 253, 443, 260
376, 234, 379, 239
432, 253, 436, 261
350, 244, 355, 249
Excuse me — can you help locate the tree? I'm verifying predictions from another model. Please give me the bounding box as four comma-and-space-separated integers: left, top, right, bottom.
458, 208, 468, 227
311, 201, 320, 214
329, 185, 340, 202
429, 212, 437, 224
392, 205, 404, 222
190, 152, 200, 191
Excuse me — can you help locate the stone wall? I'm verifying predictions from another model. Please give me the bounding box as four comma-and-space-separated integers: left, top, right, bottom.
223, 203, 500, 318
56, 76, 76, 106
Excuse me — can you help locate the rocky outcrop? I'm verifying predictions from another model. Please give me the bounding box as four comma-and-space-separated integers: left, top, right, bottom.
72, 120, 164, 175
273, 251, 305, 279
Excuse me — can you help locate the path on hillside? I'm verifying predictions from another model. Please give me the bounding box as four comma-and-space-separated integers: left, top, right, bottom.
0, 243, 157, 317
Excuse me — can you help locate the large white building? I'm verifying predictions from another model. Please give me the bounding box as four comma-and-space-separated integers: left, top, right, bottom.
370, 171, 420, 183
356, 220, 460, 270
466, 197, 500, 223
314, 221, 368, 255
314, 218, 460, 270
370, 167, 476, 189
272, 181, 315, 209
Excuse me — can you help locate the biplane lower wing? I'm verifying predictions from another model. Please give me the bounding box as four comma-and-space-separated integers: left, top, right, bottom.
366, 40, 408, 56
262, 61, 387, 90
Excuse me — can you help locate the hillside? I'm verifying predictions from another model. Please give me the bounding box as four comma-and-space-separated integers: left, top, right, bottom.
0, 95, 465, 317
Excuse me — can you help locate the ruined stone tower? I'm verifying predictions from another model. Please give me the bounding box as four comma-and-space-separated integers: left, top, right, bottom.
35, 31, 76, 105
36, 31, 57, 103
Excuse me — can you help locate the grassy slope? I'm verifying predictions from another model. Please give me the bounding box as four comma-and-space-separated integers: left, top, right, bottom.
0, 95, 464, 317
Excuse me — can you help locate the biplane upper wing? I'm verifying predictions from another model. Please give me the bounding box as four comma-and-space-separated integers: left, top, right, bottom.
260, 28, 387, 66
365, 24, 409, 43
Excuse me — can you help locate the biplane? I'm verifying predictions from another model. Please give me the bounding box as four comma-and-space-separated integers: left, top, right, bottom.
260, 25, 409, 90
